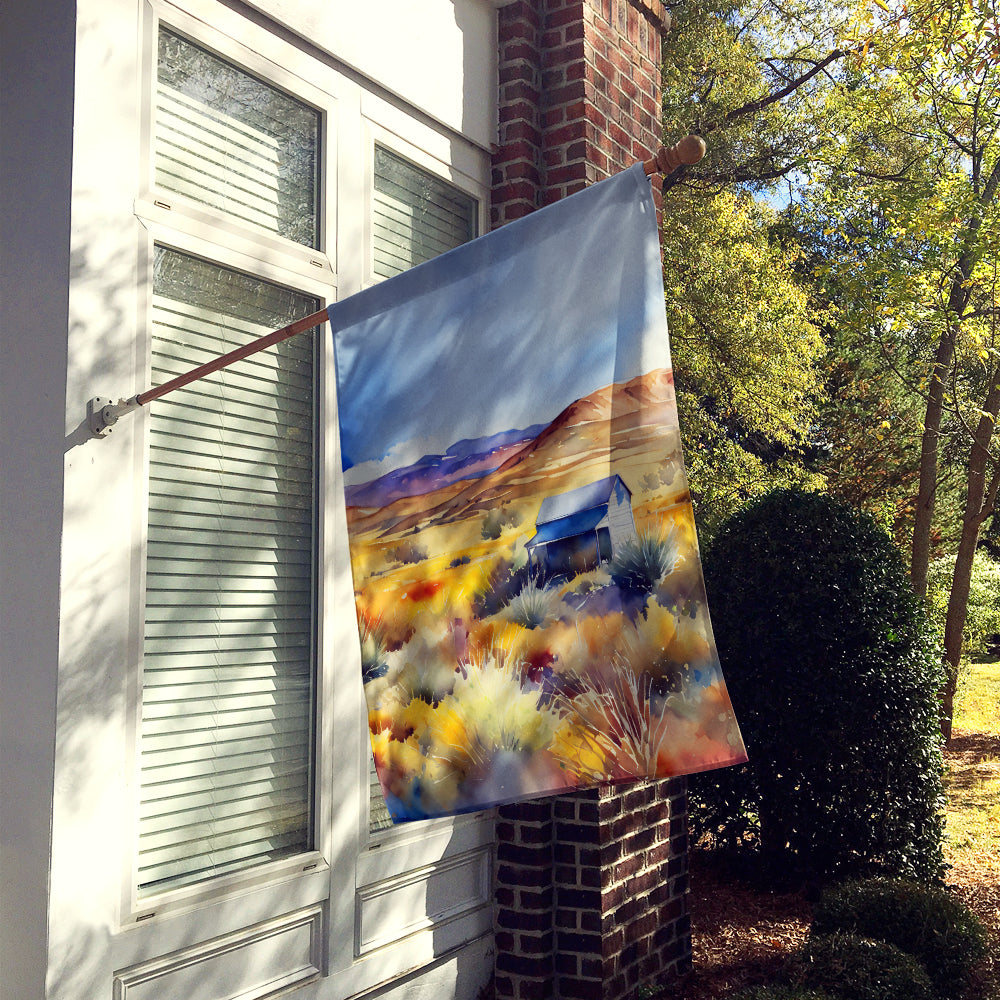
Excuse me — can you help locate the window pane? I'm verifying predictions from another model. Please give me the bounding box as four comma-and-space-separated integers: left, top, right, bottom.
372, 146, 477, 280
139, 247, 318, 895
368, 151, 478, 831
156, 28, 320, 248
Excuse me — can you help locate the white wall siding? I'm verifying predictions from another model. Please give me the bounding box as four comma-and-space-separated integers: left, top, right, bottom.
242, 0, 498, 152
6, 1, 499, 998
0, 0, 76, 994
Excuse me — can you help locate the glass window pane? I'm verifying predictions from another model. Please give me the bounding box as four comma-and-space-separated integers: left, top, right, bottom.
138, 246, 318, 895
156, 28, 320, 248
372, 146, 477, 279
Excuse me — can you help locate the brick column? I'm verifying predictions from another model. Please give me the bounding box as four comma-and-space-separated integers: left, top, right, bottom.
491, 4, 691, 999
492, 0, 668, 226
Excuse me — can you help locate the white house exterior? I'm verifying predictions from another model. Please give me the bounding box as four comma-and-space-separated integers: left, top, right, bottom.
2, 2, 499, 997
3, 2, 694, 998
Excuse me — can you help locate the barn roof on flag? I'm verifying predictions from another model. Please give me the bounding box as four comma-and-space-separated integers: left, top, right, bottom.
528, 507, 608, 547
534, 475, 629, 526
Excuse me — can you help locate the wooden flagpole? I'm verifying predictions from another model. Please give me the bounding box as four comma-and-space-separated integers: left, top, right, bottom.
88, 136, 705, 437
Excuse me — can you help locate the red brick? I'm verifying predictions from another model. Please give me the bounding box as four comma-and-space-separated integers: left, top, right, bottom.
546, 163, 589, 186
498, 862, 552, 888
498, 906, 551, 931
520, 886, 554, 910
556, 952, 579, 976
499, 841, 551, 867
515, 976, 556, 1000
500, 99, 540, 124
520, 931, 555, 954
542, 103, 567, 128
496, 952, 550, 978
494, 139, 541, 165
558, 930, 603, 954
499, 0, 541, 26
543, 147, 565, 168
545, 119, 589, 146
504, 80, 541, 104
542, 66, 566, 88
560, 979, 604, 1000
625, 869, 657, 896
547, 3, 588, 29
542, 40, 587, 68
502, 40, 538, 63
502, 120, 543, 145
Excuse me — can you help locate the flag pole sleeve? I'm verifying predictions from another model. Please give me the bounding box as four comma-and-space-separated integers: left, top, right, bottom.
642, 135, 706, 177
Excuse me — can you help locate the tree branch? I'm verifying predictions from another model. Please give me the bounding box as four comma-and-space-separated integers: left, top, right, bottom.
703, 49, 847, 133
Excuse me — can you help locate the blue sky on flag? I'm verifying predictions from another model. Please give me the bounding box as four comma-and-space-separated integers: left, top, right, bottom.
330, 165, 669, 486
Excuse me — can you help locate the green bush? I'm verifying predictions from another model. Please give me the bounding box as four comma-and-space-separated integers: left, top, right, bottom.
927, 550, 1000, 658
732, 987, 837, 1000
503, 578, 563, 629
792, 933, 934, 1000
811, 878, 988, 998
692, 488, 946, 882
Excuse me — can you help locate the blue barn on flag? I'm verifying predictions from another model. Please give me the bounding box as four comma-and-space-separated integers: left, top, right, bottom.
527, 475, 636, 576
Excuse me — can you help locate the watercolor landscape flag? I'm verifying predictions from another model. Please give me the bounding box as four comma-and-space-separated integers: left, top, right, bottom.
330, 164, 746, 822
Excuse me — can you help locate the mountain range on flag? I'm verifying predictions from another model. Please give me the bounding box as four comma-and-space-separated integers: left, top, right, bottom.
330, 164, 747, 822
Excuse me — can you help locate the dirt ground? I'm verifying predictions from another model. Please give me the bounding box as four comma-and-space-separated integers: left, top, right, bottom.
668, 733, 1000, 999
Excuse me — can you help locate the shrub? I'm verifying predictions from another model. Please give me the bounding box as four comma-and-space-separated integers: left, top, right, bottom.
732, 988, 836, 1000
359, 618, 388, 683
481, 508, 503, 540
927, 550, 1000, 659
811, 878, 988, 998
503, 578, 563, 629
608, 526, 679, 594
472, 558, 537, 618
791, 933, 934, 1000
390, 540, 427, 564
692, 488, 946, 882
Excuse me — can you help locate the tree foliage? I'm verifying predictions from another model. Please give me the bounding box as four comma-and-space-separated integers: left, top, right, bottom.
662, 188, 825, 535
661, 0, 1000, 737
790, 0, 1000, 734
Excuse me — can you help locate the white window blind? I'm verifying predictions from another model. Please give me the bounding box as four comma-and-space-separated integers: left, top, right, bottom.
138, 248, 318, 895
368, 150, 478, 832
372, 146, 477, 280
156, 27, 320, 248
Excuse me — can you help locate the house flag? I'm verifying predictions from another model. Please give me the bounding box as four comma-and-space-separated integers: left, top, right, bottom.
330, 164, 747, 822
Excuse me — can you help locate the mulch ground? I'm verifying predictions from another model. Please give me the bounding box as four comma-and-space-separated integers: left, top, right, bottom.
666, 733, 1000, 1000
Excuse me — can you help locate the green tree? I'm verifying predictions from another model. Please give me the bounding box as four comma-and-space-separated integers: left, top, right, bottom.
659, 2, 846, 534
663, 189, 825, 535
661, 0, 853, 195
804, 0, 1000, 736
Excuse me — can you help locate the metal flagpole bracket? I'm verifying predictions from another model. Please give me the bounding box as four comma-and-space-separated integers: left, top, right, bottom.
88, 395, 140, 438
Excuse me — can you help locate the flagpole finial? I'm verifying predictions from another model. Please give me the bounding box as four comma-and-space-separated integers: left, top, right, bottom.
643, 135, 706, 177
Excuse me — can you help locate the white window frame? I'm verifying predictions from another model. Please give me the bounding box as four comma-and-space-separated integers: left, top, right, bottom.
113, 0, 496, 990
124, 0, 340, 930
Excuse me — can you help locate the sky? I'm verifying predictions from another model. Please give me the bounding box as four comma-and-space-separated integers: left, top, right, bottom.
331, 166, 672, 487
